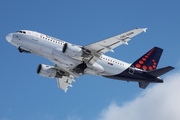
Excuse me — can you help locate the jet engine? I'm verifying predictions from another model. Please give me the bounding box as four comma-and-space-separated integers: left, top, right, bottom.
62, 43, 90, 58
37, 64, 62, 78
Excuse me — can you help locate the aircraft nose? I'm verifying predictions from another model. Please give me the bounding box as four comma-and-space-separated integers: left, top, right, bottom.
6, 33, 13, 43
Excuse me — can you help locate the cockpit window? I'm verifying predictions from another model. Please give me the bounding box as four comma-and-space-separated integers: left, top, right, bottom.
16, 31, 26, 34
16, 31, 22, 33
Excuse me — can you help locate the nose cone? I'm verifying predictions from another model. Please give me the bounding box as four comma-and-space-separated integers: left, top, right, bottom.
6, 33, 13, 43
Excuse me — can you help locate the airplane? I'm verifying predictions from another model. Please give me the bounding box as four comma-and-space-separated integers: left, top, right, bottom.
6, 28, 174, 92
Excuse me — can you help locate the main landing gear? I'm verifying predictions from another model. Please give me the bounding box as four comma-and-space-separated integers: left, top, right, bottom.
73, 62, 87, 74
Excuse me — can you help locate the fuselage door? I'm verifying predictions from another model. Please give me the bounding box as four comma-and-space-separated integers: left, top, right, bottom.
129, 66, 135, 75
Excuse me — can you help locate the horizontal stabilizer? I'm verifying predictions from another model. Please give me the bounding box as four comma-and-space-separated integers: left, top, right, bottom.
146, 66, 174, 77
139, 81, 150, 89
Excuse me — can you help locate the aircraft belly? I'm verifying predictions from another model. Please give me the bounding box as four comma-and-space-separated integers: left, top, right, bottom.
104, 74, 147, 82
52, 47, 82, 69
97, 60, 129, 76
13, 35, 52, 57
33, 38, 54, 57
21, 37, 81, 70
102, 68, 124, 75
103, 68, 154, 82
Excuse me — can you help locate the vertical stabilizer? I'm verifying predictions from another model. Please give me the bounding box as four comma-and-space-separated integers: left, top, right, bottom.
131, 47, 163, 71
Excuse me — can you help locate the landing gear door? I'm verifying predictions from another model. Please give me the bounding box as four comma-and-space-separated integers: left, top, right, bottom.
129, 66, 135, 75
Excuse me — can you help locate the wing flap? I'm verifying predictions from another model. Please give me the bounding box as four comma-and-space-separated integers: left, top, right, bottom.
57, 75, 75, 92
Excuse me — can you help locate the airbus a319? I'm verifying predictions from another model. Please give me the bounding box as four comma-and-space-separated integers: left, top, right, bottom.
6, 28, 174, 92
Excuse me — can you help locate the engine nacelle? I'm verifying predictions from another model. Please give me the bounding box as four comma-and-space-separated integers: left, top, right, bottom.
62, 43, 83, 58
84, 63, 104, 75
37, 64, 62, 78
87, 62, 104, 72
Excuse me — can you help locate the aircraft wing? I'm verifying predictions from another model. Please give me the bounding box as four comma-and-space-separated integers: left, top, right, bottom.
57, 75, 75, 92
54, 63, 82, 92
84, 28, 147, 54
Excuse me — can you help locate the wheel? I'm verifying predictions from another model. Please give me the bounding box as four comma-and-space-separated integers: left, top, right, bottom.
18, 47, 23, 53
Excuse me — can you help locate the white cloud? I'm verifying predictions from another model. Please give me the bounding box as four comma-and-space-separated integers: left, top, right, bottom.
96, 70, 180, 120
65, 107, 83, 120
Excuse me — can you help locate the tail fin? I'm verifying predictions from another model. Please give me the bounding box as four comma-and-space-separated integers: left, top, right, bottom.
131, 47, 163, 71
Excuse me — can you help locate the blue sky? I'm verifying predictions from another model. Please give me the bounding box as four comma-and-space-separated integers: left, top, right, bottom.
1, 0, 180, 120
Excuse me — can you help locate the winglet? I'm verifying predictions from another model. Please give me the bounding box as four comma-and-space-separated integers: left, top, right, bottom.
143, 28, 148, 33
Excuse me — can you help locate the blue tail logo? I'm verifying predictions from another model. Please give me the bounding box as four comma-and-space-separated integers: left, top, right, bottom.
131, 47, 163, 71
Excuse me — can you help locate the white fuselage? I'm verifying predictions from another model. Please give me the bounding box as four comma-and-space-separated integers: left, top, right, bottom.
6, 30, 131, 77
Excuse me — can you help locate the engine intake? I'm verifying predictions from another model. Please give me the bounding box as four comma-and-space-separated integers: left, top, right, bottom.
37, 64, 62, 78
62, 43, 84, 58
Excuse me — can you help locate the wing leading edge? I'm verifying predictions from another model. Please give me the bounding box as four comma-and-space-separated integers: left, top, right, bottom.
84, 28, 147, 54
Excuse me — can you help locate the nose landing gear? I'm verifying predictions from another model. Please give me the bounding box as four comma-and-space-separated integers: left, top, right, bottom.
18, 47, 31, 53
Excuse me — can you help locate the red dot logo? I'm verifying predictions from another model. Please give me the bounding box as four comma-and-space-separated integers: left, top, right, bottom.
153, 65, 156, 69
142, 58, 146, 61
136, 64, 141, 68
145, 55, 149, 58
142, 66, 147, 70
139, 60, 144, 64
149, 66, 153, 70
